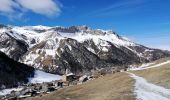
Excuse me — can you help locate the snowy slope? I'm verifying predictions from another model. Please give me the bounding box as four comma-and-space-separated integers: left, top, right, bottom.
0, 25, 136, 49
59, 31, 136, 47
29, 70, 61, 83
0, 25, 169, 74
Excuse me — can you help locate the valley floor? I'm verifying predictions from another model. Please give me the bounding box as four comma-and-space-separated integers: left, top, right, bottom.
26, 58, 170, 100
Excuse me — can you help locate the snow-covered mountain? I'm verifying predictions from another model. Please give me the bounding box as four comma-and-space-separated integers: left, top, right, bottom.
0, 24, 169, 75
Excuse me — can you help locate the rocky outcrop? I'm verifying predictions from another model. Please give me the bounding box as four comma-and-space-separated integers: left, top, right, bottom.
0, 31, 28, 61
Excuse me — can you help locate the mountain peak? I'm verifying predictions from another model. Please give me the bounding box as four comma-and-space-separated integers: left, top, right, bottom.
0, 25, 170, 75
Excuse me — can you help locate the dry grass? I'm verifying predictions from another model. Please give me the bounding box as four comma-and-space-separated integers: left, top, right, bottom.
132, 57, 170, 68
25, 57, 170, 100
25, 73, 135, 100
151, 57, 170, 65
132, 57, 170, 89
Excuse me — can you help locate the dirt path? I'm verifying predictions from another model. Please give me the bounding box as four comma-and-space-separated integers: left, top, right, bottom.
128, 72, 170, 100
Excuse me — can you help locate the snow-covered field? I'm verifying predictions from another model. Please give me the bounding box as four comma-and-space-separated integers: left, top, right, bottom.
128, 72, 170, 100
29, 70, 61, 83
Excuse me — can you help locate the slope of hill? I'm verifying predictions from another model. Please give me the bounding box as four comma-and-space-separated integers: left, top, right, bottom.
26, 72, 135, 100
0, 51, 34, 89
0, 25, 169, 75
25, 57, 170, 100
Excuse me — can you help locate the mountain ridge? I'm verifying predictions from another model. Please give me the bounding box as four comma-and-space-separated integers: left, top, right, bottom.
0, 25, 169, 75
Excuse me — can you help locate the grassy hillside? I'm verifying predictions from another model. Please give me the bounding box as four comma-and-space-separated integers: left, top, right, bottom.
26, 72, 135, 100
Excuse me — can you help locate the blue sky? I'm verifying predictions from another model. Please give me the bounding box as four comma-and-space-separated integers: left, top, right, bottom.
0, 0, 170, 50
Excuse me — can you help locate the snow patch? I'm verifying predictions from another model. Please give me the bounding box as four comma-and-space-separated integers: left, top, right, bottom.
145, 60, 170, 69
0, 87, 23, 96
145, 49, 154, 52
102, 47, 109, 52
129, 60, 170, 71
87, 47, 96, 54
59, 31, 136, 47
29, 70, 61, 83
67, 45, 72, 51
45, 49, 55, 56
128, 63, 155, 71
125, 46, 144, 57
23, 53, 39, 65
29, 25, 52, 30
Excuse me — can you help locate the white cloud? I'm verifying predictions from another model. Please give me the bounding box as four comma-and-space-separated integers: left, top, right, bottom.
0, 0, 17, 13
0, 0, 22, 20
85, 0, 147, 17
16, 0, 61, 17
0, 0, 61, 19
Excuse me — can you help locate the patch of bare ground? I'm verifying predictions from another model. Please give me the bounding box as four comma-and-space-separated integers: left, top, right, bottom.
132, 57, 170, 89
25, 72, 135, 100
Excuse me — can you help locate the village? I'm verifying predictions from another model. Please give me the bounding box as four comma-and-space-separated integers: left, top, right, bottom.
0, 67, 124, 100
